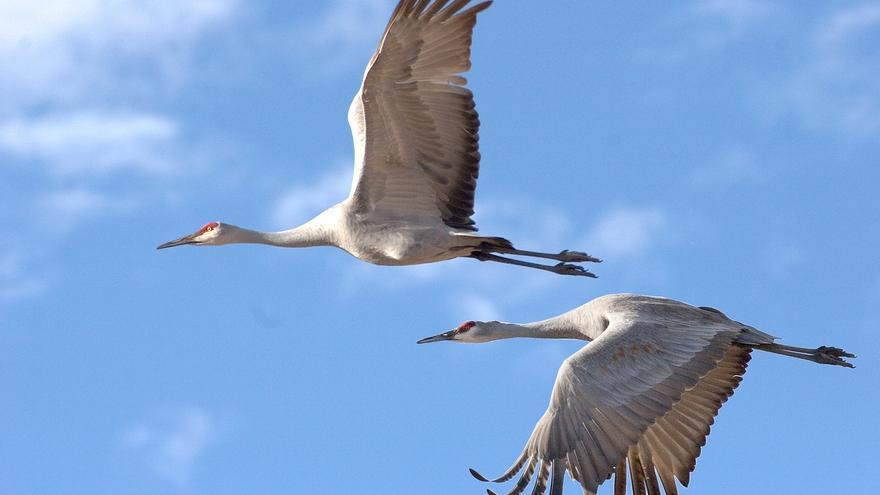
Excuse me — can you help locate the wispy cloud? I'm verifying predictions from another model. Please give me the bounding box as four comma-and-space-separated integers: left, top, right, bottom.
0, 1, 243, 305
0, 0, 240, 108
270, 166, 352, 228
0, 239, 48, 305
761, 239, 806, 279
36, 188, 138, 235
0, 111, 178, 176
454, 293, 503, 322
288, 0, 393, 75
691, 0, 774, 30
689, 146, 767, 188
785, 3, 880, 137
645, 0, 775, 62
0, 0, 241, 177
583, 206, 668, 260
120, 406, 224, 487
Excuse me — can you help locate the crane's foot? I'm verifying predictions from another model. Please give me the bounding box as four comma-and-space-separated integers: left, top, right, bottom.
552, 262, 597, 278
815, 346, 856, 367
470, 252, 598, 278
557, 249, 602, 263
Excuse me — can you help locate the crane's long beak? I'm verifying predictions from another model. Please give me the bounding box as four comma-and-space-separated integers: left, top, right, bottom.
156, 234, 199, 250
416, 329, 456, 344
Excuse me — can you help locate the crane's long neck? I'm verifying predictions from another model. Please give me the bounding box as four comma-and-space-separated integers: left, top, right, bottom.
227, 214, 337, 248
484, 317, 588, 342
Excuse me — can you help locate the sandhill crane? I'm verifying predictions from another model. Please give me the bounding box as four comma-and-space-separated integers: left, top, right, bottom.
157, 0, 599, 277
417, 293, 855, 495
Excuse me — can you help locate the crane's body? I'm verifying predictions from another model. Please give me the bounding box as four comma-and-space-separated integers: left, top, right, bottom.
201, 203, 513, 266
418, 293, 855, 495
157, 0, 599, 277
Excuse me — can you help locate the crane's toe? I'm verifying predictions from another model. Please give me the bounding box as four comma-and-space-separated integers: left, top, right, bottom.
817, 346, 856, 358
558, 249, 602, 263
815, 346, 856, 367
552, 262, 597, 278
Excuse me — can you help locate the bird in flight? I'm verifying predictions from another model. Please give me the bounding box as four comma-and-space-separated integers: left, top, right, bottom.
157, 0, 599, 277
418, 293, 855, 495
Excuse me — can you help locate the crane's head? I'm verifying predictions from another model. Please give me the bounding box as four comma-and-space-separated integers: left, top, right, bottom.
157, 221, 225, 249
417, 320, 494, 344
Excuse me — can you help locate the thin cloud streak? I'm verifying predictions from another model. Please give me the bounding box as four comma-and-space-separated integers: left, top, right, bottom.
0, 1, 245, 307
288, 0, 393, 75
120, 406, 224, 487
785, 3, 880, 137
689, 146, 767, 189
643, 0, 775, 63
584, 206, 668, 260
270, 166, 352, 228
0, 0, 240, 108
0, 111, 179, 176
0, 241, 48, 305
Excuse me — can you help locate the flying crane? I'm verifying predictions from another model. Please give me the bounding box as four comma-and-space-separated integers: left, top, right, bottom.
158, 0, 599, 277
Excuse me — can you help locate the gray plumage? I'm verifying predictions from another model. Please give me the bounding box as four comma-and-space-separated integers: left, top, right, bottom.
418, 294, 855, 495
157, 0, 600, 277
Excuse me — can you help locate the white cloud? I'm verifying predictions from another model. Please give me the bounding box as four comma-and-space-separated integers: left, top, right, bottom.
0, 111, 178, 175
583, 206, 668, 260
785, 3, 880, 136
476, 199, 575, 249
690, 146, 766, 188
0, 0, 239, 306
644, 0, 775, 62
290, 0, 393, 75
691, 0, 773, 30
761, 239, 806, 278
37, 188, 139, 235
0, 240, 48, 304
120, 406, 223, 487
0, 0, 239, 108
0, 0, 240, 176
454, 293, 503, 322
271, 167, 352, 228
818, 3, 880, 45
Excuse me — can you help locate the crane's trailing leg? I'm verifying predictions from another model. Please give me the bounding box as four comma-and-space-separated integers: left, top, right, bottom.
470, 252, 596, 278
494, 247, 602, 264
754, 343, 855, 368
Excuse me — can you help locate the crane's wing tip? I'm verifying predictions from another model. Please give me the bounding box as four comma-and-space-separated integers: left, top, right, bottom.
487, 490, 497, 495
469, 468, 489, 482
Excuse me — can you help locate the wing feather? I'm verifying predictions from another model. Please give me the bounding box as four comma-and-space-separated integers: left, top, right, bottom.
347, 0, 491, 230
479, 318, 741, 494
609, 343, 751, 493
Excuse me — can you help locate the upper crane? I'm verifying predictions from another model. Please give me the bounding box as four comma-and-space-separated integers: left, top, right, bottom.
157, 0, 600, 277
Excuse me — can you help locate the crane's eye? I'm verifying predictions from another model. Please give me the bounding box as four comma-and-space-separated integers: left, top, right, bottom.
198, 222, 219, 235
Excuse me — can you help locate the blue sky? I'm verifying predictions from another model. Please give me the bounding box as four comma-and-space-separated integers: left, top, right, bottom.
0, 0, 877, 493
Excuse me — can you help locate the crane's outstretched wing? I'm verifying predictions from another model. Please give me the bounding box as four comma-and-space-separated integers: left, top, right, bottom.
472, 319, 748, 495
615, 343, 750, 495
347, 0, 491, 231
